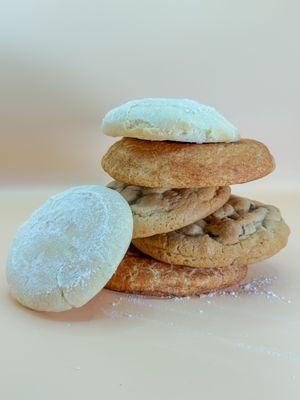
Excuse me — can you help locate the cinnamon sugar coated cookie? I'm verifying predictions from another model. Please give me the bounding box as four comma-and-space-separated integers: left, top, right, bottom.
102, 98, 239, 143
106, 246, 248, 297
108, 181, 230, 238
133, 196, 290, 269
6, 186, 133, 312
102, 138, 275, 188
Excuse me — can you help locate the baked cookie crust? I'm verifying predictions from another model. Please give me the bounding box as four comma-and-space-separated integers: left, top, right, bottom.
133, 196, 290, 269
106, 246, 248, 297
108, 181, 230, 238
101, 138, 275, 188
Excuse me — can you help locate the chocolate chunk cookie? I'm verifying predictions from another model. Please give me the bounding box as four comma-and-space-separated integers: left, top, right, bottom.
108, 181, 230, 238
133, 196, 290, 269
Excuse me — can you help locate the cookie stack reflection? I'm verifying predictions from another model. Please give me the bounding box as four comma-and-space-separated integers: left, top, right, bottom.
101, 99, 290, 297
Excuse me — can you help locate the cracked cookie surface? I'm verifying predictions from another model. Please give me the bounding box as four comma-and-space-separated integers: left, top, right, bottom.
133, 195, 290, 269
101, 138, 275, 188
108, 181, 230, 238
6, 186, 133, 312
102, 98, 239, 143
106, 246, 248, 297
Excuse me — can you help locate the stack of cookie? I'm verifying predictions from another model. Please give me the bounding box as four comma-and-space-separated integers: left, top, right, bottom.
101, 99, 290, 297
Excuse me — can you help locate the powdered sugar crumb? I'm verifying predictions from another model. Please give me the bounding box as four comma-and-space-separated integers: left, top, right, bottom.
105, 275, 291, 320
206, 275, 292, 304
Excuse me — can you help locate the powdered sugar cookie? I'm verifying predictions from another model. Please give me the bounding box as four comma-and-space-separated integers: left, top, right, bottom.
6, 185, 133, 312
102, 98, 239, 143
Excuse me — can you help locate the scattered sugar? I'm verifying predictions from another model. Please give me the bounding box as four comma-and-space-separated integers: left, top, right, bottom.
69, 366, 81, 371
102, 282, 297, 365
207, 275, 292, 304
112, 299, 122, 307
232, 341, 300, 364
173, 296, 191, 303
103, 275, 291, 325
144, 275, 291, 305
124, 312, 133, 318
123, 276, 290, 304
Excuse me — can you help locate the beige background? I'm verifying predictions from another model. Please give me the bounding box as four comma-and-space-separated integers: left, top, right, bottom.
1, 0, 299, 185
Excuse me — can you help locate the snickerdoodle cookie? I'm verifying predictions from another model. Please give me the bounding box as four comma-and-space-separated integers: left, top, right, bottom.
101, 138, 275, 188
106, 246, 247, 297
108, 181, 230, 238
102, 98, 239, 143
133, 196, 290, 269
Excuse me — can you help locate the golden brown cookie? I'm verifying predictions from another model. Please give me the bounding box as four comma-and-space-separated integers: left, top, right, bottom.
133, 196, 290, 269
107, 181, 230, 238
101, 138, 275, 188
105, 246, 248, 297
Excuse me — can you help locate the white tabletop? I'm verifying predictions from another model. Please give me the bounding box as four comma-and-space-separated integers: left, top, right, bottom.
0, 184, 299, 400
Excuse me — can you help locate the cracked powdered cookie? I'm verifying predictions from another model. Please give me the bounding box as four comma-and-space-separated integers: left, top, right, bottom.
107, 180, 230, 238
102, 98, 239, 143
6, 186, 133, 312
106, 246, 248, 297
101, 138, 275, 188
133, 196, 290, 269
